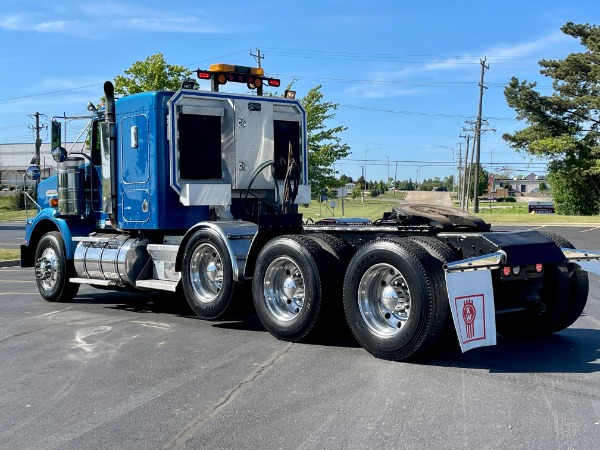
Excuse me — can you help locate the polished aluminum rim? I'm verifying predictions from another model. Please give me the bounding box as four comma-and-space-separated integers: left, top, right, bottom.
36, 247, 59, 290
263, 256, 305, 321
189, 242, 223, 303
358, 263, 411, 337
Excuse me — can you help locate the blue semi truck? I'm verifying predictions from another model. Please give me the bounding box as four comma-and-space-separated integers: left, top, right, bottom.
20, 64, 600, 361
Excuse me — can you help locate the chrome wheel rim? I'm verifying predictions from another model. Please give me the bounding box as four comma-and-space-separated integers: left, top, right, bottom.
263, 256, 306, 321
189, 243, 223, 303
36, 247, 59, 291
358, 263, 411, 337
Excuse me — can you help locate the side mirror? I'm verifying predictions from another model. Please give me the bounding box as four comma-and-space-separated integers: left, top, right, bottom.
25, 165, 41, 181
51, 120, 61, 151
52, 146, 67, 163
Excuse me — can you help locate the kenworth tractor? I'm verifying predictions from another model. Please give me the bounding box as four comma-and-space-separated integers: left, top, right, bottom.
20, 64, 600, 361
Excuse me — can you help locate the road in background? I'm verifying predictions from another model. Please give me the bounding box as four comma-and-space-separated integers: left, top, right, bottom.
0, 225, 598, 449
404, 191, 453, 206
0, 222, 24, 248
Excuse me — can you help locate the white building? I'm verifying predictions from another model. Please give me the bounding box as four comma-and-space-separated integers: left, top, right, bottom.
491, 173, 547, 195
0, 142, 77, 187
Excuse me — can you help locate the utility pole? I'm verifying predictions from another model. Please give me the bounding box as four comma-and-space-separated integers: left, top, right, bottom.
459, 133, 471, 210
28, 112, 46, 167
250, 48, 264, 68
473, 57, 489, 213
456, 141, 463, 206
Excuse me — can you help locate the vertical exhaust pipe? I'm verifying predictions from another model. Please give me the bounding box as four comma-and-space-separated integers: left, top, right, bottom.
102, 81, 118, 224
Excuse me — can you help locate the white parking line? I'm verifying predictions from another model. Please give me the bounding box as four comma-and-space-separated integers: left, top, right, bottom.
581, 226, 600, 233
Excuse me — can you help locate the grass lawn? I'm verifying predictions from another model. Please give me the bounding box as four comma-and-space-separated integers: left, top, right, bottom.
0, 195, 27, 221
0, 249, 20, 261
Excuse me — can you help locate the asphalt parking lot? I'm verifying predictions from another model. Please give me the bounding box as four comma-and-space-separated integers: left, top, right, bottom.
0, 224, 599, 449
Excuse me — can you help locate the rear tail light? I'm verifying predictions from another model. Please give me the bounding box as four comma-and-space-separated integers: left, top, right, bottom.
502, 266, 511, 277
535, 263, 543, 273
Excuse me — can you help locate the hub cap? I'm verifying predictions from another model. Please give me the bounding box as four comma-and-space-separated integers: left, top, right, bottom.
35, 247, 59, 291
189, 243, 223, 303
263, 256, 305, 321
358, 263, 411, 337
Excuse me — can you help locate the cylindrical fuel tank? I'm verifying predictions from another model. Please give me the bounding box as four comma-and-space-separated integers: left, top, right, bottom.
74, 236, 149, 288
57, 156, 85, 216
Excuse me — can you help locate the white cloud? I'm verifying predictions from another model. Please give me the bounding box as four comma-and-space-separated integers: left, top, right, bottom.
0, 3, 220, 37
118, 18, 218, 33
345, 85, 426, 99
424, 31, 570, 71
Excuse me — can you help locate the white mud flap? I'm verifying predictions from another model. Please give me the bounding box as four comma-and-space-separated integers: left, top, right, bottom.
444, 251, 506, 353
445, 270, 496, 352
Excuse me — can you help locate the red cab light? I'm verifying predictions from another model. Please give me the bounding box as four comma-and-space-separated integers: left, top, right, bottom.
197, 70, 211, 79
267, 78, 281, 87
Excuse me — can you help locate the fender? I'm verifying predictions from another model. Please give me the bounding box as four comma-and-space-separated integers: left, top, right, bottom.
23, 208, 95, 263
175, 221, 258, 281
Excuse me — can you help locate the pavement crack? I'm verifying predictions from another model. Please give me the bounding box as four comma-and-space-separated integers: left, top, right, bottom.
163, 342, 294, 450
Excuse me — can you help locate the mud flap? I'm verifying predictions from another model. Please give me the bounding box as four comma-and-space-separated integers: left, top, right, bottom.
444, 270, 496, 352
443, 251, 505, 353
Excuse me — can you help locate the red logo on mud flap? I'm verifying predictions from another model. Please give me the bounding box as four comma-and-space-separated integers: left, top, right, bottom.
462, 299, 476, 340
453, 293, 486, 344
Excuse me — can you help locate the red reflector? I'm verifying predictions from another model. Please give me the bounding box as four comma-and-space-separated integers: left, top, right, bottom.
535, 263, 543, 273
268, 78, 280, 87
502, 266, 511, 277
197, 70, 211, 79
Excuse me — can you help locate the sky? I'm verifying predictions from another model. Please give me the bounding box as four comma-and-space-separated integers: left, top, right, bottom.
0, 0, 597, 185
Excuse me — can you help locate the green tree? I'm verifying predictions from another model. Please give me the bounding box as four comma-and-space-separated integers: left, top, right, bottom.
339, 174, 353, 184
114, 53, 192, 96
503, 22, 600, 215
301, 85, 350, 196
355, 176, 365, 189
465, 164, 489, 199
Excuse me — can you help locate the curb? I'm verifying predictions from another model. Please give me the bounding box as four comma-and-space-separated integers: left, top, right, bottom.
0, 260, 20, 268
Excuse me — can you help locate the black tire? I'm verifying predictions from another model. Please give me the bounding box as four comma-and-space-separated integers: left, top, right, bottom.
408, 236, 460, 347
539, 231, 589, 331
343, 238, 448, 361
497, 262, 571, 337
252, 235, 329, 342
181, 229, 238, 320
304, 233, 355, 334
35, 231, 79, 302
407, 236, 458, 264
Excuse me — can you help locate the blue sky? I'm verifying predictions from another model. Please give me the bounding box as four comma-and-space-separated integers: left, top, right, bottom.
0, 0, 597, 184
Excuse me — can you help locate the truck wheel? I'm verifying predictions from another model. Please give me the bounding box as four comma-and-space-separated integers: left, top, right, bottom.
343, 238, 448, 361
304, 233, 355, 331
497, 263, 571, 337
407, 236, 458, 264
408, 236, 459, 346
539, 231, 589, 331
252, 235, 328, 342
181, 230, 237, 320
35, 231, 79, 302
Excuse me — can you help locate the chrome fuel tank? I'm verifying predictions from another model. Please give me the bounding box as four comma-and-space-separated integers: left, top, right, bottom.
74, 235, 149, 287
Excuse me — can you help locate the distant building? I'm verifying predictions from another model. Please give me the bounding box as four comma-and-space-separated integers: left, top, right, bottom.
0, 142, 76, 187
337, 183, 356, 198
491, 173, 547, 195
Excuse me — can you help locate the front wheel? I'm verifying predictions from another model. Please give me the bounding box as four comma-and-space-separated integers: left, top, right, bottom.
35, 231, 79, 302
343, 238, 448, 361
181, 230, 238, 320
